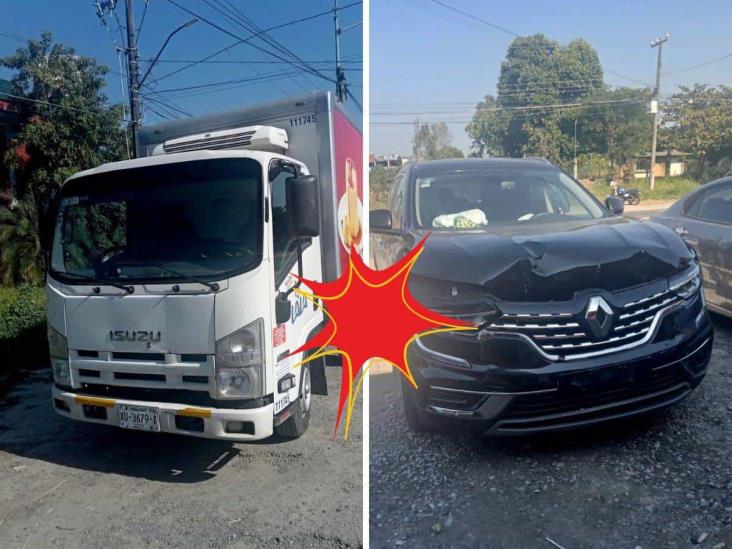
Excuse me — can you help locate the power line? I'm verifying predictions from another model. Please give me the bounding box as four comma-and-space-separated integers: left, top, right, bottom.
664, 52, 732, 75
167, 0, 333, 85
155, 0, 359, 85
152, 69, 305, 94
429, 0, 518, 37
0, 91, 122, 118
135, 0, 150, 44
0, 29, 26, 43
142, 58, 361, 65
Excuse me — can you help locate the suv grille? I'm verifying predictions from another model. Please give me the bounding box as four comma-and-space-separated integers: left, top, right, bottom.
487, 288, 682, 360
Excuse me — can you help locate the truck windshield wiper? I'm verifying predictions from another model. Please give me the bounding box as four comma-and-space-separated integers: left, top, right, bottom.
118, 262, 219, 292
60, 272, 134, 294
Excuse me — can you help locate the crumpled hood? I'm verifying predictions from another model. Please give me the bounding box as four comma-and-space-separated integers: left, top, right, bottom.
412, 218, 693, 302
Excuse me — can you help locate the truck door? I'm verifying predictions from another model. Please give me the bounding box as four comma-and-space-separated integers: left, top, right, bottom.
269, 161, 327, 416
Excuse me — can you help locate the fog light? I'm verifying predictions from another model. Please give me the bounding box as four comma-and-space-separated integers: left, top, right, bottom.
278, 374, 296, 393
225, 421, 254, 435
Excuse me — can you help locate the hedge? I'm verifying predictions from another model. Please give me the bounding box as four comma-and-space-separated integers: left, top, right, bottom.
0, 286, 49, 385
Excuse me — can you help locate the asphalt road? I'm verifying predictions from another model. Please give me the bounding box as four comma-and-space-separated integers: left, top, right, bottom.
369, 314, 732, 549
0, 366, 361, 548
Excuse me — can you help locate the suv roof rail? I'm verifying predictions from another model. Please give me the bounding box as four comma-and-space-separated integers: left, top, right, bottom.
524, 156, 552, 165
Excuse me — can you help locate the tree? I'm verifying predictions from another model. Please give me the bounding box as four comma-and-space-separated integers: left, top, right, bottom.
663, 84, 732, 179
0, 33, 126, 285
578, 87, 650, 177
468, 34, 604, 164
412, 122, 463, 160
0, 196, 42, 285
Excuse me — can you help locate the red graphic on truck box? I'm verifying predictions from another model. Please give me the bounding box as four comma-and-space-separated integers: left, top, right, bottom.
333, 109, 363, 268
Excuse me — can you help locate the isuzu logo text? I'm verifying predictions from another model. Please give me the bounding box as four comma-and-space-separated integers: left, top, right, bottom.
109, 330, 161, 348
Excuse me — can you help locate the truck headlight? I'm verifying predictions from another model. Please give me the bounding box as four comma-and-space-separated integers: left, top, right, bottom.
670, 263, 701, 300
215, 318, 265, 399
48, 325, 70, 385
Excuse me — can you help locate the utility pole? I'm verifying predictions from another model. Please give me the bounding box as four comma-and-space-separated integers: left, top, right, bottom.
125, 0, 142, 157
333, 0, 346, 101
649, 33, 669, 191
573, 119, 578, 179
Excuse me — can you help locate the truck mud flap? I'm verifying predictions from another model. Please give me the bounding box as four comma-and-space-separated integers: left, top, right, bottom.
310, 354, 328, 395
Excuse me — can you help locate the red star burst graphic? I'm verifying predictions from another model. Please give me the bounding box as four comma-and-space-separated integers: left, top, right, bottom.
290, 235, 475, 439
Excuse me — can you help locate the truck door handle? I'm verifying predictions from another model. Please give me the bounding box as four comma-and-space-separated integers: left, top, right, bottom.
675, 226, 688, 237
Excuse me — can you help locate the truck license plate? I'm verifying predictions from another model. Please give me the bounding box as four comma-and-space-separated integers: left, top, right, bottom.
119, 404, 160, 432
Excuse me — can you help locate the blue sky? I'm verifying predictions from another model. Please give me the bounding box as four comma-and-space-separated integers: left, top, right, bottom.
371, 0, 732, 156
0, 0, 362, 123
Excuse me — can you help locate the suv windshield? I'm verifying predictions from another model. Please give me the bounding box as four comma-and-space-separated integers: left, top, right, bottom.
414, 166, 606, 229
50, 158, 263, 283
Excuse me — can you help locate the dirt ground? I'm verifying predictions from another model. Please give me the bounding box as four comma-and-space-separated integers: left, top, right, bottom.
0, 367, 362, 548
369, 314, 732, 549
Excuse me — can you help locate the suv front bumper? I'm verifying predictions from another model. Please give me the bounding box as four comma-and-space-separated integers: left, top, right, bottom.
406, 295, 713, 435
52, 386, 274, 441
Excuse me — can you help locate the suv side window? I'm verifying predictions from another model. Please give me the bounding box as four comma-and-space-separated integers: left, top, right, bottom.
270, 161, 301, 285
682, 190, 705, 218
389, 170, 405, 229
699, 184, 732, 225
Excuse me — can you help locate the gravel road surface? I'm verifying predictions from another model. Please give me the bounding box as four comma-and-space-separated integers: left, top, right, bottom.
0, 367, 361, 548
370, 315, 732, 548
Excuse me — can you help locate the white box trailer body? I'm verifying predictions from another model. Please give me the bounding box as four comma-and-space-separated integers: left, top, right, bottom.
46, 91, 363, 441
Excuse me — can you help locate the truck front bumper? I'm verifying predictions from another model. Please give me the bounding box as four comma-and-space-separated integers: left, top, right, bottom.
52, 386, 274, 441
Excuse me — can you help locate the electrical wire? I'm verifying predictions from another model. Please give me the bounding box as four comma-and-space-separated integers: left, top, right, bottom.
154, 0, 360, 85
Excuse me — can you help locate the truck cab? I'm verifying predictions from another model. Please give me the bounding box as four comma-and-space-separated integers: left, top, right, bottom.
45, 92, 362, 441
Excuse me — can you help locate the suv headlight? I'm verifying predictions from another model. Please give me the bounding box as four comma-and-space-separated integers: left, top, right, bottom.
48, 325, 70, 385
670, 262, 701, 300
215, 318, 265, 399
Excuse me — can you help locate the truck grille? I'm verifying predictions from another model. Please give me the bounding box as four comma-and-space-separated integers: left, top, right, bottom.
487, 288, 682, 360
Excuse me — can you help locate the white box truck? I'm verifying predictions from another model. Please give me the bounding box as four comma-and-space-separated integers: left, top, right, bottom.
43, 91, 363, 440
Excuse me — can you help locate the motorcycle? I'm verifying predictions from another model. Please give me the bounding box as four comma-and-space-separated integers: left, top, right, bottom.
613, 186, 642, 205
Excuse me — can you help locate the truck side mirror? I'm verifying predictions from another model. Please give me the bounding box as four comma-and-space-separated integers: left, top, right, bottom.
605, 196, 625, 216
286, 175, 320, 237
370, 209, 392, 231
275, 292, 291, 325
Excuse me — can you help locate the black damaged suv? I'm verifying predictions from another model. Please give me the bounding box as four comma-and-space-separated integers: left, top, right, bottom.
370, 158, 713, 435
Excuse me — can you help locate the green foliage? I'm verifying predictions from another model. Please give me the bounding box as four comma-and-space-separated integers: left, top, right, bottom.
663, 84, 732, 180
369, 166, 399, 209
467, 34, 651, 172
587, 176, 700, 202
0, 286, 47, 379
412, 122, 463, 160
0, 285, 46, 340
0, 196, 43, 285
0, 33, 127, 285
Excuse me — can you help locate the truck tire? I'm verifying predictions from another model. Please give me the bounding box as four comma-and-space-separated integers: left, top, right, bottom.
401, 378, 432, 433
275, 365, 311, 438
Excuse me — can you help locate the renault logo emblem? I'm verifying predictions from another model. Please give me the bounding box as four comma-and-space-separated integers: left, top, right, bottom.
585, 296, 614, 339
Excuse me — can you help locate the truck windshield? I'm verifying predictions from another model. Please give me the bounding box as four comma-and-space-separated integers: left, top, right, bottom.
414, 166, 606, 229
50, 158, 263, 284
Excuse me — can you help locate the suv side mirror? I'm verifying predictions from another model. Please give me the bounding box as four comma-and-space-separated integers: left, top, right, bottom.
605, 196, 625, 216
370, 209, 392, 231
275, 292, 291, 325
286, 175, 319, 237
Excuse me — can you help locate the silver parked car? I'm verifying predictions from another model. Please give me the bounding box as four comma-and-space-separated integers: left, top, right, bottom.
651, 176, 732, 318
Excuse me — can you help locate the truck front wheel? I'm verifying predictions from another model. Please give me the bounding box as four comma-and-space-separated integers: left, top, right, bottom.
275, 365, 312, 438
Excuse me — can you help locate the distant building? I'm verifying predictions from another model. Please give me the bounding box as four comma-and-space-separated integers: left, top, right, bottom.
634, 150, 688, 179
0, 78, 22, 205
369, 153, 410, 169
